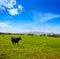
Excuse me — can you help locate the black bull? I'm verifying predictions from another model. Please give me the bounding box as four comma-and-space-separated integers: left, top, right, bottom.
11, 37, 21, 45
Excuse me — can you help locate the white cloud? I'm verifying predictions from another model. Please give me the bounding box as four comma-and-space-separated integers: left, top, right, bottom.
0, 0, 16, 8
0, 6, 5, 10
8, 5, 23, 15
0, 0, 23, 16
0, 22, 12, 28
18, 23, 60, 34
33, 12, 60, 23
8, 8, 19, 15
18, 5, 23, 11
0, 21, 60, 34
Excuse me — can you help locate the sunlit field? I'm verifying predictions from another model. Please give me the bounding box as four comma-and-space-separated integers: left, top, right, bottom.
0, 34, 60, 59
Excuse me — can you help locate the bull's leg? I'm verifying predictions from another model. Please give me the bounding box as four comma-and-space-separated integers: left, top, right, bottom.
17, 42, 19, 46
12, 42, 15, 45
17, 43, 18, 46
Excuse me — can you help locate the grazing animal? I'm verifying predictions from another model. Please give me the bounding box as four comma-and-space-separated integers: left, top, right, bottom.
11, 37, 21, 45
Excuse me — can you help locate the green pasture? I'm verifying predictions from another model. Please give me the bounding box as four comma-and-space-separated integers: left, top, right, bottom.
0, 34, 60, 59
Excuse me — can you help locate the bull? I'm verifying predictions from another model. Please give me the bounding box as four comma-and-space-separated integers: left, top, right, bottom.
11, 37, 21, 45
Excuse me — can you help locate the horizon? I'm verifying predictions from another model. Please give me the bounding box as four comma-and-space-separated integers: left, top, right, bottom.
0, 0, 60, 34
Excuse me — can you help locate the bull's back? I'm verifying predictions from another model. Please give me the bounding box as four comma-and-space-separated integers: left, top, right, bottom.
11, 37, 18, 42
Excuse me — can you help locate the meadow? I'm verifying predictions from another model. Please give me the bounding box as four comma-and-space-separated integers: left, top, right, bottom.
0, 34, 60, 59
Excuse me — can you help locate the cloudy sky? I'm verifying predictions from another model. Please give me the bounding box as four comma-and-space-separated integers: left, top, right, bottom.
0, 0, 60, 33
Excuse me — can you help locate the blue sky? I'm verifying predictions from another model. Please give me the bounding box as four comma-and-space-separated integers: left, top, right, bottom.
0, 0, 60, 33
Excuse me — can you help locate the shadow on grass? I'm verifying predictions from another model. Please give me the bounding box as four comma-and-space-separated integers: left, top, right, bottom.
0, 53, 11, 59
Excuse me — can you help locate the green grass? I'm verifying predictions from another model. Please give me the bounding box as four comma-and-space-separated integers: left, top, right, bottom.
0, 34, 60, 59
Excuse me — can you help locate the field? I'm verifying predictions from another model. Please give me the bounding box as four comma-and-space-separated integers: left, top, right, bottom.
0, 34, 60, 59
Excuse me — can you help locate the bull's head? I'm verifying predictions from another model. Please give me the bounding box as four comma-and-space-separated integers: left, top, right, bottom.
18, 37, 21, 40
